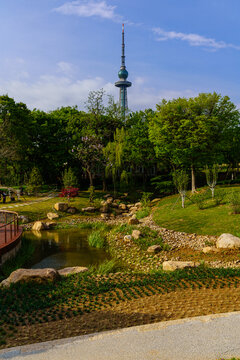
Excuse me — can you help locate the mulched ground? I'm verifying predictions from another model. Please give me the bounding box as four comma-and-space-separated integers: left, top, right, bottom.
2, 284, 240, 350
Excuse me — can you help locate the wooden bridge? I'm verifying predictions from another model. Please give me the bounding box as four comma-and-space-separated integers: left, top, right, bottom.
0, 210, 23, 265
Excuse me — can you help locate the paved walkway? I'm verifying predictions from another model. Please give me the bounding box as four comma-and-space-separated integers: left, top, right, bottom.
1, 311, 240, 360
0, 195, 56, 210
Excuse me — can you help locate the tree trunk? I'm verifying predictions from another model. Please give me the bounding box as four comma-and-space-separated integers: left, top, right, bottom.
87, 170, 93, 187
191, 164, 196, 193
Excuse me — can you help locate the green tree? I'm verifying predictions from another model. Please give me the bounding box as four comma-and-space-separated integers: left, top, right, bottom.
62, 168, 78, 188
149, 93, 240, 192
27, 167, 43, 195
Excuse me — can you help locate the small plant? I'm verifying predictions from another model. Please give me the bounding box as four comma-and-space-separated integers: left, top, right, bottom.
190, 190, 210, 210
227, 190, 240, 214
136, 207, 150, 219
88, 186, 95, 204
205, 164, 218, 198
140, 192, 153, 207
88, 231, 106, 248
62, 168, 78, 188
213, 189, 226, 206
172, 169, 188, 208
95, 260, 120, 274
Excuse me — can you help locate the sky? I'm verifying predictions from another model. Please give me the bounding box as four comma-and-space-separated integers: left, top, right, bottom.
1, 0, 240, 111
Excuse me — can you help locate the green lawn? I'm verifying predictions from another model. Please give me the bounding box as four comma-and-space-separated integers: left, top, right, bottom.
0, 192, 97, 222
153, 186, 240, 236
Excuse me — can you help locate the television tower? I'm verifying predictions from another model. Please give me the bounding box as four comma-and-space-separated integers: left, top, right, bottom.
115, 24, 132, 116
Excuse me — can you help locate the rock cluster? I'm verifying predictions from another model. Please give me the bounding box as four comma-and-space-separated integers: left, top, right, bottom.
98, 198, 142, 221
0, 266, 89, 287
162, 261, 199, 271
32, 221, 56, 231
54, 202, 77, 214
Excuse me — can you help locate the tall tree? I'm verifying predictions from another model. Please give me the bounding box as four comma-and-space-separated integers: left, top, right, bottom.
149, 93, 240, 192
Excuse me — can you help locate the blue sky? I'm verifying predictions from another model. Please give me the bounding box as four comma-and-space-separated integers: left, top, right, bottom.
1, 0, 240, 111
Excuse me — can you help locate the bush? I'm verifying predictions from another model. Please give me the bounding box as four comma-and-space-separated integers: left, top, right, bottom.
136, 207, 150, 219
88, 231, 106, 248
94, 259, 121, 274
227, 190, 240, 214
190, 190, 210, 210
213, 189, 226, 206
140, 192, 153, 207
27, 167, 43, 195
62, 168, 78, 188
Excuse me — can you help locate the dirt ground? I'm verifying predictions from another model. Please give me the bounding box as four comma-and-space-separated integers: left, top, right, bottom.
2, 284, 240, 350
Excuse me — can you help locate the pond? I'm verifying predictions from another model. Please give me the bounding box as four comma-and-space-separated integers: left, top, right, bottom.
22, 228, 110, 269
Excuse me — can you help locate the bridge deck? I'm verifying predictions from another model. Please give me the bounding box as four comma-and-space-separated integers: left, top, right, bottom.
0, 223, 23, 249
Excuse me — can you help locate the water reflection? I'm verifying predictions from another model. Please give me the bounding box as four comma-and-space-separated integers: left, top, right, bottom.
23, 229, 110, 270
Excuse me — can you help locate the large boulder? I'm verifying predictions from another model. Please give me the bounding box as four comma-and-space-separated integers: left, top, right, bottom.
32, 221, 47, 231
0, 268, 59, 287
47, 212, 59, 220
163, 261, 198, 271
54, 203, 69, 212
216, 233, 240, 249
58, 267, 88, 277
147, 245, 161, 253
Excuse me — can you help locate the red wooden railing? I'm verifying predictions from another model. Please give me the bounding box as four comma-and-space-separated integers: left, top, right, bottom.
0, 210, 20, 246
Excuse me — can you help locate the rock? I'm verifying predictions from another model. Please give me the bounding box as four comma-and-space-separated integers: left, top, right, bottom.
58, 266, 88, 277
81, 207, 96, 212
45, 221, 57, 229
202, 247, 219, 254
135, 202, 142, 207
100, 213, 109, 220
129, 206, 138, 213
106, 197, 113, 204
119, 203, 127, 211
54, 203, 69, 212
128, 217, 139, 225
132, 230, 141, 240
147, 244, 161, 253
47, 212, 59, 220
103, 194, 111, 198
32, 221, 47, 231
151, 198, 161, 204
100, 204, 109, 213
124, 235, 132, 241
162, 261, 198, 271
18, 215, 30, 224
67, 207, 77, 214
127, 204, 134, 209
0, 268, 59, 287
216, 233, 240, 249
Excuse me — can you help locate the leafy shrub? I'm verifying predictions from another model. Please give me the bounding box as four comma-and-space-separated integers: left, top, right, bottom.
88, 231, 106, 248
190, 190, 210, 210
94, 259, 121, 274
88, 186, 95, 204
213, 189, 226, 206
62, 168, 78, 188
151, 175, 174, 195
140, 192, 153, 207
27, 167, 43, 195
136, 207, 150, 219
227, 190, 240, 214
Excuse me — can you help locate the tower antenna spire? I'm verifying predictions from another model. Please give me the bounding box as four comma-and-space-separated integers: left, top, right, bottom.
115, 24, 132, 118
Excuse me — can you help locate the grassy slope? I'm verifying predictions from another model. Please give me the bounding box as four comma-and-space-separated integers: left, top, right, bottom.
153, 187, 240, 237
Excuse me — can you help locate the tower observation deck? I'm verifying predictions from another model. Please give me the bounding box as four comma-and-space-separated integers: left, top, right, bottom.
115, 24, 132, 116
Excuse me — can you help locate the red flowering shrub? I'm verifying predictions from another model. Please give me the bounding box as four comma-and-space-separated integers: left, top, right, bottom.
59, 187, 79, 205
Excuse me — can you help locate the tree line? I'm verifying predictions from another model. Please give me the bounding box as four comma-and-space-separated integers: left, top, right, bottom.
0, 90, 240, 193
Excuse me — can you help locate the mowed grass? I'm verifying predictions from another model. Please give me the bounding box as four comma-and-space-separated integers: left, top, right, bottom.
153, 186, 240, 236
0, 191, 99, 222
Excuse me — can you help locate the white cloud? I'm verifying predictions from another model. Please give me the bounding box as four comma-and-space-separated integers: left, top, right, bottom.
0, 71, 197, 112
153, 28, 240, 51
54, 0, 122, 22
57, 61, 74, 76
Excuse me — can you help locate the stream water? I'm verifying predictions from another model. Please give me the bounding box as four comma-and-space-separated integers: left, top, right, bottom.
22, 229, 110, 269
